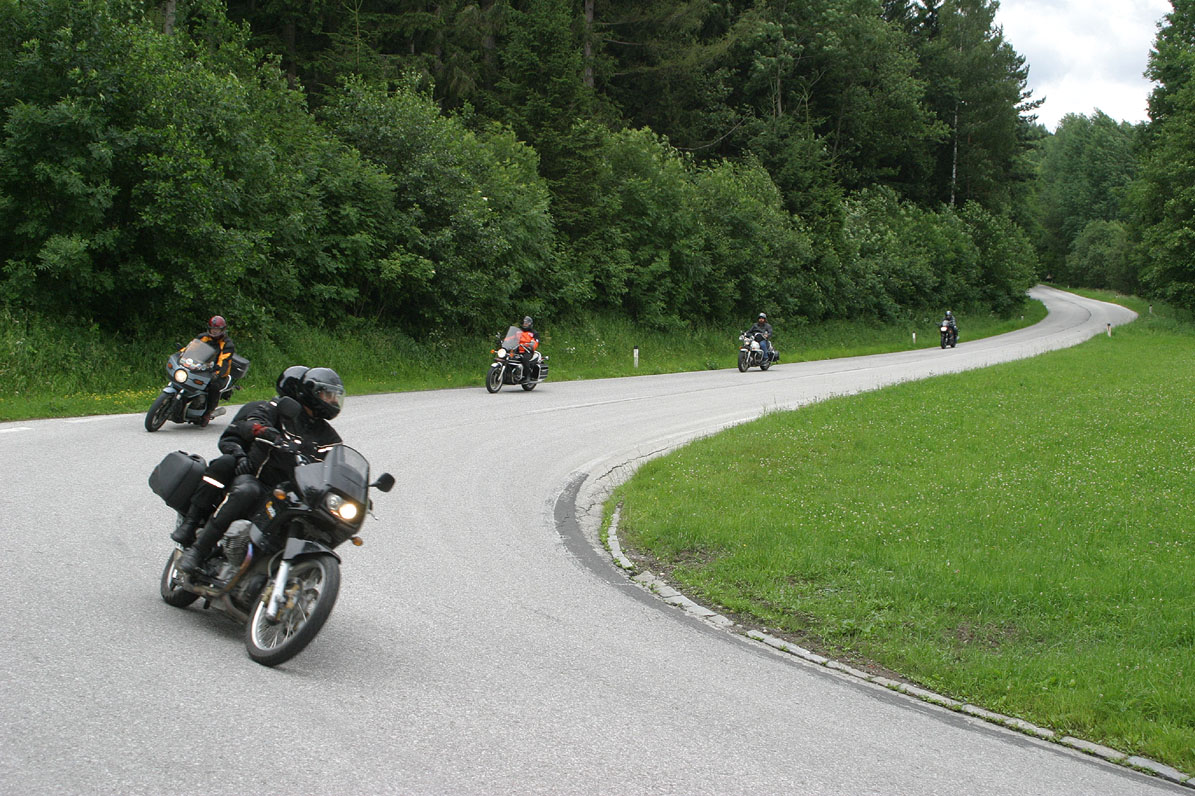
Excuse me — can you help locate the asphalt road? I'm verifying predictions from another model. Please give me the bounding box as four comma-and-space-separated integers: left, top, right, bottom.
2, 286, 1182, 795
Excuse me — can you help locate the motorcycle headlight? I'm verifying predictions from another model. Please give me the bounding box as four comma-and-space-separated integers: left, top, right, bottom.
941, 326, 948, 332
173, 368, 189, 383
496, 349, 507, 359
324, 493, 361, 522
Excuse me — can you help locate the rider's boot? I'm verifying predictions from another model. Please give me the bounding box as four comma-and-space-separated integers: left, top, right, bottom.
178, 521, 224, 574
170, 503, 208, 547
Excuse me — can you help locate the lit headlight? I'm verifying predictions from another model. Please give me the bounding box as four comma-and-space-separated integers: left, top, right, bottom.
496, 349, 507, 359
324, 493, 361, 522
173, 369, 189, 383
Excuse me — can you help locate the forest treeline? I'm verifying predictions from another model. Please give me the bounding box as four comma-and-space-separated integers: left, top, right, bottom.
0, 0, 1188, 341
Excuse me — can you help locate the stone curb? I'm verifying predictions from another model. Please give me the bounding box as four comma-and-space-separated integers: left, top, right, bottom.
601, 498, 1194, 789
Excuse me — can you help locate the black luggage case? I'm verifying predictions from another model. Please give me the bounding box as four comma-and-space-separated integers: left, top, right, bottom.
148, 451, 206, 513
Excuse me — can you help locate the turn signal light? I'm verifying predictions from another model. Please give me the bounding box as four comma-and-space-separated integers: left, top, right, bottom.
351, 537, 364, 546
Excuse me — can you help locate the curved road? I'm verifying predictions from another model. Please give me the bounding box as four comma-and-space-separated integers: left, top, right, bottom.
1, 286, 1181, 795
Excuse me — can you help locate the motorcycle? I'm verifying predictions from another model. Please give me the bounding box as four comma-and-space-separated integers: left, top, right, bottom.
939, 323, 958, 349
145, 338, 250, 431
151, 396, 395, 667
738, 331, 777, 372
486, 325, 549, 393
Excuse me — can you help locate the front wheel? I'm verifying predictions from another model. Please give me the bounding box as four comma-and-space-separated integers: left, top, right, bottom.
245, 555, 341, 667
160, 550, 200, 608
145, 392, 173, 432
485, 366, 503, 393
737, 351, 749, 372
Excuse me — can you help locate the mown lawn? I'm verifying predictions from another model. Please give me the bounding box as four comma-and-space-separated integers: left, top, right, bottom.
614, 293, 1195, 772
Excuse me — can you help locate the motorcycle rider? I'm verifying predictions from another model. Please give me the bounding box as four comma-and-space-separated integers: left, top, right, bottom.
515, 316, 541, 383
177, 367, 346, 574
747, 313, 776, 362
169, 365, 309, 547
194, 315, 236, 425
941, 310, 959, 343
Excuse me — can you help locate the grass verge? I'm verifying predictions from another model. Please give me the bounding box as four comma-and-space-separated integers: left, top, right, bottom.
613, 290, 1195, 772
0, 303, 1043, 421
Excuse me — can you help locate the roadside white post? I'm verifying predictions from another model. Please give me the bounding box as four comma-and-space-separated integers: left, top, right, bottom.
633, 346, 639, 367
1106, 323, 1112, 337
912, 332, 916, 345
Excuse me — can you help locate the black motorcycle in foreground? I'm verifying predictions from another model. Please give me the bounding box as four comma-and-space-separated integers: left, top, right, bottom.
738, 331, 778, 372
145, 338, 250, 431
151, 397, 395, 666
939, 324, 958, 348
486, 325, 549, 392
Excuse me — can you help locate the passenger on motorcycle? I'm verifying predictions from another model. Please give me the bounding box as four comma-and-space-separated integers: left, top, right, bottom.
747, 313, 776, 362
177, 367, 346, 574
516, 316, 541, 383
194, 315, 236, 425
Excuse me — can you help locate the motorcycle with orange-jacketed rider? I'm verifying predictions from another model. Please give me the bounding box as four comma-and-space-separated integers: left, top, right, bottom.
486, 316, 549, 392
151, 373, 394, 667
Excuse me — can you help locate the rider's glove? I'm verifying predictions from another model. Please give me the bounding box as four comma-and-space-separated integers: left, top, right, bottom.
251, 422, 280, 442
234, 456, 254, 476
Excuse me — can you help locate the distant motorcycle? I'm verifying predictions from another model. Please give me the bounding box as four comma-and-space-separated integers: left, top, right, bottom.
939, 323, 958, 349
152, 396, 395, 667
738, 331, 777, 372
145, 338, 249, 431
486, 325, 549, 392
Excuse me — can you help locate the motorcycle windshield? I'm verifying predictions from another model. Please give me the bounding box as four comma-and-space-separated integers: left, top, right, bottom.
180, 339, 218, 369
293, 444, 371, 505
499, 326, 523, 353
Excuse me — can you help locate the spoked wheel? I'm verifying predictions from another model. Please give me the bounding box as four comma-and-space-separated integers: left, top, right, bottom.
160, 550, 200, 608
245, 555, 340, 667
485, 366, 504, 393
737, 352, 749, 372
145, 392, 173, 432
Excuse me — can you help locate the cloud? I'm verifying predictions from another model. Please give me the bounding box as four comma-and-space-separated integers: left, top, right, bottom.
993, 0, 1169, 130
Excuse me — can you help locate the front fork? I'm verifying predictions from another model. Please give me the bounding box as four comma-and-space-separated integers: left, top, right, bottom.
265, 560, 291, 621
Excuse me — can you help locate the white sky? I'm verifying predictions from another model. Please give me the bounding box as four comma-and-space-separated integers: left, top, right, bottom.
993, 0, 1172, 130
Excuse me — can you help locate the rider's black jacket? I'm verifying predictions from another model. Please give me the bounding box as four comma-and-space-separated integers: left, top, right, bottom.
220, 399, 342, 486
747, 321, 773, 340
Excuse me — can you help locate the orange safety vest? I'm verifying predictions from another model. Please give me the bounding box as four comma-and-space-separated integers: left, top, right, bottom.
518, 330, 539, 352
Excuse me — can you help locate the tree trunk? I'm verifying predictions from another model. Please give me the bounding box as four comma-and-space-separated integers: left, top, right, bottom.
162, 0, 177, 35
583, 0, 595, 88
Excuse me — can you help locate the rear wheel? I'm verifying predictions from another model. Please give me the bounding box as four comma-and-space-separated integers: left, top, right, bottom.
485, 366, 503, 393
145, 392, 173, 432
737, 351, 749, 372
521, 380, 537, 391
760, 359, 771, 371
160, 550, 200, 608
245, 555, 341, 667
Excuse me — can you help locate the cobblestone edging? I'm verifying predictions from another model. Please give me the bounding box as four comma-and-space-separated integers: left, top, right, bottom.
603, 501, 1195, 789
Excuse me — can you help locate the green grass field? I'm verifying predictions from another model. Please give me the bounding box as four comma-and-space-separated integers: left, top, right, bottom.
613, 292, 1195, 772
0, 304, 1043, 421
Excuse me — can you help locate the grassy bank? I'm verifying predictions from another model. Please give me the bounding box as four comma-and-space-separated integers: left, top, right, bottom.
612, 291, 1195, 771
0, 303, 1043, 421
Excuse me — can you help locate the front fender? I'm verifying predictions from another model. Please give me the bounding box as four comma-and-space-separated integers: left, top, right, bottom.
281, 536, 341, 563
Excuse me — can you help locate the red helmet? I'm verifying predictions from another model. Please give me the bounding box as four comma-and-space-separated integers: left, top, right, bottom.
208, 315, 227, 339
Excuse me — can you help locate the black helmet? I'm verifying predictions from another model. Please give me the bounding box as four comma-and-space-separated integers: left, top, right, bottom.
299, 367, 346, 420
276, 365, 309, 400
521, 316, 533, 330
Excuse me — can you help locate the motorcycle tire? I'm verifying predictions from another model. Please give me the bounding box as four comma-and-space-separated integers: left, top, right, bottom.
485, 367, 503, 394
737, 351, 749, 373
940, 338, 947, 349
160, 550, 200, 608
145, 392, 173, 432
245, 554, 341, 667
760, 359, 771, 371
521, 381, 537, 391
